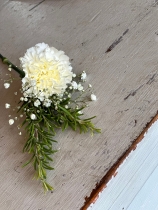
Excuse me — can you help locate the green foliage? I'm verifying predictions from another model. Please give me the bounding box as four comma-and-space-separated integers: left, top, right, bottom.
20, 98, 100, 192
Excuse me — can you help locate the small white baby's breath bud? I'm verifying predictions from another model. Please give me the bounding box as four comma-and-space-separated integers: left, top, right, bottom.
72, 73, 76, 78
19, 132, 22, 135
78, 111, 83, 114
15, 117, 18, 120
65, 105, 68, 109
5, 103, 10, 109
69, 86, 72, 89
20, 115, 23, 118
77, 84, 83, 91
88, 84, 92, 88
8, 68, 11, 71
9, 119, 14, 125
71, 81, 78, 89
30, 113, 36, 120
90, 94, 97, 101
20, 97, 24, 101
9, 115, 11, 117
14, 92, 17, 95
34, 99, 41, 107
24, 98, 28, 101
4, 83, 10, 89
81, 71, 87, 80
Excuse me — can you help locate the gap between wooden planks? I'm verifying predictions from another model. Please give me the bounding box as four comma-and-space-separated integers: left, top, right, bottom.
81, 111, 158, 210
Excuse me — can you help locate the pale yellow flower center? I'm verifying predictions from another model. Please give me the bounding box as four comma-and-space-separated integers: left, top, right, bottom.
29, 60, 60, 90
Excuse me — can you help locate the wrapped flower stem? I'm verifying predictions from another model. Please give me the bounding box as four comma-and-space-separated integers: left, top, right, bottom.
0, 54, 25, 78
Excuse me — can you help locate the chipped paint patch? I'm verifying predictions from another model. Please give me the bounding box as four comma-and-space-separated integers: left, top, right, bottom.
86, 117, 158, 210
105, 29, 129, 53
82, 114, 158, 210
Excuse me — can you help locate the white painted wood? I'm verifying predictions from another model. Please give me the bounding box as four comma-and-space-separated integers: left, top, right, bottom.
88, 120, 158, 210
1, 1, 158, 209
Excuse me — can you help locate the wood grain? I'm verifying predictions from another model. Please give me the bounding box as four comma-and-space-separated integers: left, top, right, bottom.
1, 1, 158, 209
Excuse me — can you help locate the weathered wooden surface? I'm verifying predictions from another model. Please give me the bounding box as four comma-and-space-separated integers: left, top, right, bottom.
1, 1, 158, 209
88, 118, 158, 210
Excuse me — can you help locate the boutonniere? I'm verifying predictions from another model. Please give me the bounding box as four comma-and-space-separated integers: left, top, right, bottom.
0, 43, 100, 191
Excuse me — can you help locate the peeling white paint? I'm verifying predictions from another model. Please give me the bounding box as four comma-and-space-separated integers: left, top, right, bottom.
88, 120, 158, 210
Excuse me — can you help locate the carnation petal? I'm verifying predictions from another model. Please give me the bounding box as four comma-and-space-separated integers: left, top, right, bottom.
20, 43, 73, 107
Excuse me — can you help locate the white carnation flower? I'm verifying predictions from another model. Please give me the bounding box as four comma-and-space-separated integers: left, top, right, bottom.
90, 93, 97, 101
5, 103, 10, 109
4, 83, 10, 89
20, 43, 73, 105
38, 92, 45, 102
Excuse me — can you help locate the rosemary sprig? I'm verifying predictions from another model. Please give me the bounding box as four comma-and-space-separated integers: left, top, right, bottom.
18, 99, 100, 191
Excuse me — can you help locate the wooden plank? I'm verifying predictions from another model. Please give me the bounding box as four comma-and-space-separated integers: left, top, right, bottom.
87, 117, 158, 210
0, 1, 158, 210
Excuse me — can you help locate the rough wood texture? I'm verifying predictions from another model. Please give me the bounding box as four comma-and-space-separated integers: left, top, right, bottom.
1, 1, 158, 209
88, 118, 158, 210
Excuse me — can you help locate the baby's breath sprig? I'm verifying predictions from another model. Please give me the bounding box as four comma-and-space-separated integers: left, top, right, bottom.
0, 43, 100, 192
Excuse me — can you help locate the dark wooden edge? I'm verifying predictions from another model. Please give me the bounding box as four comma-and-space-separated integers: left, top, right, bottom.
81, 112, 158, 210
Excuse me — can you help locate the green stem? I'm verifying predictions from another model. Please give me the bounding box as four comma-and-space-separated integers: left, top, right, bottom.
0, 54, 25, 78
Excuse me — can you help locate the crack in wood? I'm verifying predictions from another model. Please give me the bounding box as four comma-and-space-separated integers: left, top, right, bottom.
146, 73, 156, 85
105, 29, 129, 53
124, 85, 144, 100
29, 0, 45, 11
124, 73, 157, 100
152, 0, 158, 7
